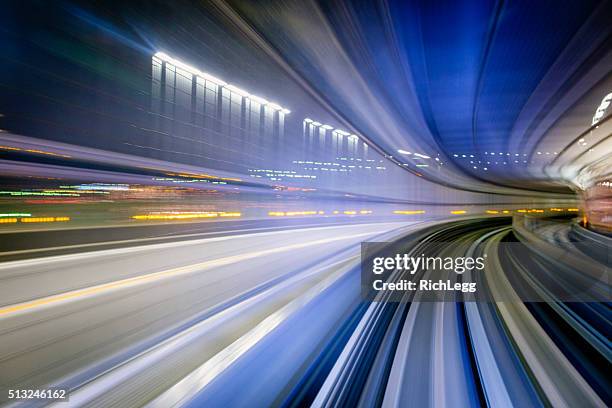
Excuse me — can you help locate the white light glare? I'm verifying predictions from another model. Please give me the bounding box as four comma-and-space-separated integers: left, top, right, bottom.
225, 84, 249, 97
249, 95, 269, 105
155, 52, 290, 114
397, 149, 412, 155
266, 102, 283, 111
592, 92, 611, 125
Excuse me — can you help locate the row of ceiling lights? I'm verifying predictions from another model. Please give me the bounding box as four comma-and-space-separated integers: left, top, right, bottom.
154, 52, 291, 114
303, 119, 360, 141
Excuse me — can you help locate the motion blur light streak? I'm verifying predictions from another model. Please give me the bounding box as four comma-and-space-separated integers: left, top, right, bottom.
0, 0, 610, 407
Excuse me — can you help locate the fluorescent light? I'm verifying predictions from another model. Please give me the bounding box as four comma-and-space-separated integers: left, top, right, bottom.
154, 52, 294, 112
266, 102, 283, 111
200, 72, 227, 86
397, 149, 412, 155
225, 84, 250, 97
155, 52, 227, 85
249, 95, 268, 105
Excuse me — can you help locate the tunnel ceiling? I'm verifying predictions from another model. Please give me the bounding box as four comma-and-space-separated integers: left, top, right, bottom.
222, 0, 612, 195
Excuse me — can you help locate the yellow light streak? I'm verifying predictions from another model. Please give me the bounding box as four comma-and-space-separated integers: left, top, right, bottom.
132, 212, 240, 220
0, 231, 374, 317
393, 210, 426, 215
19, 216, 71, 223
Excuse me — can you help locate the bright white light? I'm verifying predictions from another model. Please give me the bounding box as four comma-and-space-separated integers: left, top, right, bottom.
249, 95, 269, 105
225, 84, 250, 97
592, 92, 612, 125
155, 52, 227, 85
200, 72, 227, 85
397, 149, 412, 155
265, 102, 281, 111
304, 118, 313, 123
321, 124, 334, 130
154, 52, 291, 113
414, 153, 430, 159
